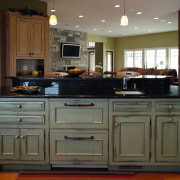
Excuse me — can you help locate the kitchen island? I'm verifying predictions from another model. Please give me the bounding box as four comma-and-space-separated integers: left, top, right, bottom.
0, 75, 180, 172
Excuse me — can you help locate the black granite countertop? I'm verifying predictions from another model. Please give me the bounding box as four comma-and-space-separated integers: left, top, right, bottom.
0, 85, 179, 98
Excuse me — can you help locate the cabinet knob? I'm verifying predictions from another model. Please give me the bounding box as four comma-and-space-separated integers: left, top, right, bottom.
17, 104, 22, 108
114, 122, 120, 127
17, 118, 22, 122
21, 136, 26, 139
15, 136, 19, 139
168, 105, 173, 110
169, 118, 174, 121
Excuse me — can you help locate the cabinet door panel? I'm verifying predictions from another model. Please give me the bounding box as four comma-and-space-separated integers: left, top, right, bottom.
50, 100, 108, 129
17, 17, 31, 57
156, 116, 180, 162
50, 131, 108, 164
113, 115, 150, 162
31, 20, 45, 57
21, 129, 45, 161
0, 129, 20, 160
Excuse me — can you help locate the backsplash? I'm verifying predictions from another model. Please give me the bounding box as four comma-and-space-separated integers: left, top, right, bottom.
50, 28, 88, 71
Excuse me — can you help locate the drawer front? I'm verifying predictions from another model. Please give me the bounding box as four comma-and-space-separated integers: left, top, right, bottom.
0, 115, 45, 124
50, 99, 108, 129
50, 131, 108, 164
156, 101, 180, 113
113, 101, 151, 112
0, 101, 45, 111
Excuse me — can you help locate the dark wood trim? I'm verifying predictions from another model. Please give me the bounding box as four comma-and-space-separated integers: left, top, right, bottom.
178, 11, 180, 86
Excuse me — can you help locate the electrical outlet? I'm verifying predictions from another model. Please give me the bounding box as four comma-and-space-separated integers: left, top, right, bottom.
23, 65, 28, 71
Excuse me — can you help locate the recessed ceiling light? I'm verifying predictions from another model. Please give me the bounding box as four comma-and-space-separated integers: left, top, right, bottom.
160, 19, 167, 22
114, 4, 120, 8
109, 30, 112, 33
136, 12, 142, 15
168, 21, 172, 24
134, 26, 138, 29
154, 17, 159, 20
75, 25, 79, 28
101, 19, 106, 23
93, 28, 97, 31
79, 15, 84, 18
50, 9, 55, 12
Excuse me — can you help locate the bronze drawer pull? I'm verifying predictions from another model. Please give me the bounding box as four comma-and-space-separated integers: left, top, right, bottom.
64, 136, 94, 140
64, 103, 94, 107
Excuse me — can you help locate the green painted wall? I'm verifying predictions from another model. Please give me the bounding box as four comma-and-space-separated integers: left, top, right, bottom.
0, 0, 47, 85
88, 31, 178, 72
114, 31, 178, 71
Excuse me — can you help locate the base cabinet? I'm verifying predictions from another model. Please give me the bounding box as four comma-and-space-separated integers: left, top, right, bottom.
49, 98, 108, 165
0, 128, 45, 161
50, 130, 108, 164
113, 115, 151, 162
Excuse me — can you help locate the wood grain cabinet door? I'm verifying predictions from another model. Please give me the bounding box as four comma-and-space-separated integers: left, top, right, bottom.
16, 17, 45, 58
0, 129, 20, 160
156, 116, 180, 162
30, 19, 45, 57
16, 17, 31, 57
20, 129, 45, 161
113, 115, 151, 162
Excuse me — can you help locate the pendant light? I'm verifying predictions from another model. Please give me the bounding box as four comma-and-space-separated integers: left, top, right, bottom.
120, 0, 128, 26
49, 0, 57, 25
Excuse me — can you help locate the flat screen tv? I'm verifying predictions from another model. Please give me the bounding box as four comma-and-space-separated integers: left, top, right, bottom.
61, 43, 80, 59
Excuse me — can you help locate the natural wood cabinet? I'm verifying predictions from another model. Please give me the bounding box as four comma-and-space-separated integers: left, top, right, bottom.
16, 17, 45, 58
5, 11, 49, 81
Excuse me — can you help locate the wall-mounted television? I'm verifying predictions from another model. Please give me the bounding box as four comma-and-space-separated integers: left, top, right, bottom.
61, 43, 81, 59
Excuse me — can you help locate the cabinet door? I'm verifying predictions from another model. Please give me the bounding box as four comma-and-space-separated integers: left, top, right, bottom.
20, 129, 45, 161
0, 129, 20, 160
50, 131, 108, 164
156, 116, 180, 162
113, 115, 151, 162
30, 19, 45, 57
16, 17, 31, 57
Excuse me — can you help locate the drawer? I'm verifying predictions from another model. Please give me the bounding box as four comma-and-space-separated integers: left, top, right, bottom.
113, 101, 151, 112
156, 101, 180, 113
0, 101, 45, 111
50, 130, 108, 164
50, 99, 108, 129
0, 115, 45, 124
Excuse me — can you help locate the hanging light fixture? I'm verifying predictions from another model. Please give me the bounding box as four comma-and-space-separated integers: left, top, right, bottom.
120, 0, 128, 26
49, 0, 57, 25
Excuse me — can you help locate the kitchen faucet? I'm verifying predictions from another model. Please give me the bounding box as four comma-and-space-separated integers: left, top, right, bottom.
122, 76, 128, 90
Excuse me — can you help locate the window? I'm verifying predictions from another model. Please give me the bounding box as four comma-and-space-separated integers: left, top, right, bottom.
145, 48, 166, 69
124, 50, 142, 68
124, 47, 178, 73
88, 51, 95, 71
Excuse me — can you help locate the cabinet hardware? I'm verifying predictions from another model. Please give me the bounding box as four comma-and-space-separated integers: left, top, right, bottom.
64, 103, 94, 107
168, 105, 173, 110
114, 122, 120, 127
17, 104, 22, 108
21, 136, 26, 139
64, 136, 94, 140
17, 118, 22, 122
15, 136, 19, 139
169, 118, 174, 121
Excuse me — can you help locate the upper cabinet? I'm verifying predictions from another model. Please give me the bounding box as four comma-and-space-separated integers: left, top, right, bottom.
5, 11, 49, 78
16, 17, 45, 58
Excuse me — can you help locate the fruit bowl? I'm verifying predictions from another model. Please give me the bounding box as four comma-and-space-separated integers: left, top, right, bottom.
67, 68, 85, 77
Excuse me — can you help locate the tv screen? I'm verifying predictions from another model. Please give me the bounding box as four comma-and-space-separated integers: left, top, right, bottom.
61, 43, 80, 59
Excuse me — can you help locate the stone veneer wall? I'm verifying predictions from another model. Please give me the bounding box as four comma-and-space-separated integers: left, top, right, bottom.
50, 28, 88, 71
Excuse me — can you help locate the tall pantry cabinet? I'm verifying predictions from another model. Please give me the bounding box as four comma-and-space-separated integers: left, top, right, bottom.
5, 11, 50, 85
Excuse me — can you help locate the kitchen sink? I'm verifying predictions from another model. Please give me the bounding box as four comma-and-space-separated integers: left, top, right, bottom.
115, 90, 144, 95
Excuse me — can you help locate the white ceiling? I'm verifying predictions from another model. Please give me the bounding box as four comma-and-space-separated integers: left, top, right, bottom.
40, 0, 180, 37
